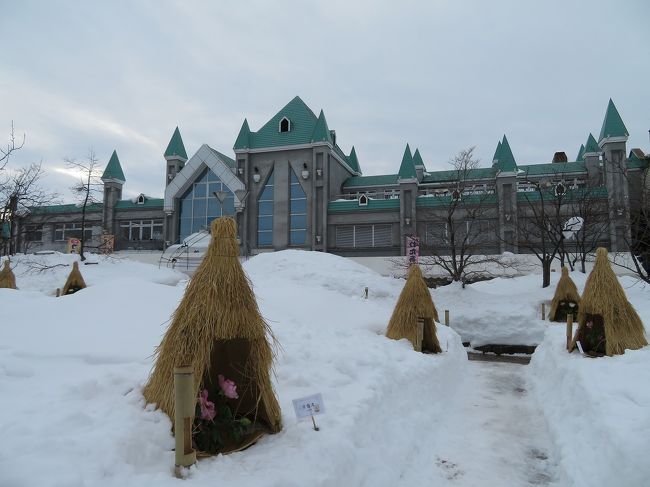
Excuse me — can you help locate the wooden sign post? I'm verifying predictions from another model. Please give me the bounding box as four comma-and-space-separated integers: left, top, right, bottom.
444, 310, 450, 326
541, 303, 546, 320
566, 313, 573, 351
415, 317, 425, 352
174, 366, 196, 476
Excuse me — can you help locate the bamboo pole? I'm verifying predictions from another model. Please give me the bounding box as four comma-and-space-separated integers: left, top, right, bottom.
541, 303, 546, 320
566, 313, 573, 351
415, 318, 424, 352
364, 287, 368, 299
174, 366, 196, 476
444, 310, 449, 326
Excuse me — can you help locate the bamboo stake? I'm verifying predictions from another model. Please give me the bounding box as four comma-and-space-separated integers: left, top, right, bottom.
541, 303, 546, 320
56, 288, 60, 297
174, 366, 196, 476
364, 287, 368, 299
444, 310, 449, 326
566, 313, 573, 351
415, 318, 424, 352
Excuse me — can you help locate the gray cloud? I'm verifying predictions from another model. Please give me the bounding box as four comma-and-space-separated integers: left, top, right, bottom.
1, 0, 648, 201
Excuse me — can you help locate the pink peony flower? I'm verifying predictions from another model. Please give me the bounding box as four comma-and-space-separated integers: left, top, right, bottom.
198, 389, 216, 421
218, 374, 239, 399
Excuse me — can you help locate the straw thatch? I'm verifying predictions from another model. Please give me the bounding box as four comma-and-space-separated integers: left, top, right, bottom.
0, 259, 17, 289
143, 217, 282, 435
386, 264, 442, 353
572, 248, 647, 356
549, 267, 581, 322
61, 261, 86, 295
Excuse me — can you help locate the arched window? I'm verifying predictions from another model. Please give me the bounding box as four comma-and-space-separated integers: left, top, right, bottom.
289, 169, 307, 245
257, 170, 274, 246
178, 168, 235, 241
279, 117, 290, 133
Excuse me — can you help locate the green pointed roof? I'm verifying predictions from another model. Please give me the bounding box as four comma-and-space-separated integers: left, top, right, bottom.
233, 119, 251, 150
164, 127, 187, 160
576, 144, 586, 162
248, 96, 319, 149
584, 133, 600, 154
347, 146, 360, 173
492, 140, 502, 165
599, 99, 628, 142
398, 144, 417, 180
412, 148, 426, 170
311, 110, 332, 143
101, 150, 126, 182
495, 135, 517, 172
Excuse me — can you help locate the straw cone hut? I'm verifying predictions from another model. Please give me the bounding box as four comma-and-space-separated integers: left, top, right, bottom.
571, 248, 647, 356
0, 259, 17, 289
61, 261, 86, 295
143, 217, 281, 444
549, 267, 580, 322
386, 264, 442, 353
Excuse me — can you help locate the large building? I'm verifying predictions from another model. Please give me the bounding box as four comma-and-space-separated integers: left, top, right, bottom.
16, 97, 650, 258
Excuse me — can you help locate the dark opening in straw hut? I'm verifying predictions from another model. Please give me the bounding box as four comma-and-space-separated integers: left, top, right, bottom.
61, 261, 86, 295
571, 248, 647, 356
143, 217, 281, 455
0, 259, 17, 289
386, 264, 442, 353
549, 267, 580, 322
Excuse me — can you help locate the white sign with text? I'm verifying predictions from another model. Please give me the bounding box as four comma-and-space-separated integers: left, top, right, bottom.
292, 393, 325, 421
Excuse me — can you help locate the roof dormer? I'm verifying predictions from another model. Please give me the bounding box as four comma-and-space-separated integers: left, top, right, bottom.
279, 117, 291, 133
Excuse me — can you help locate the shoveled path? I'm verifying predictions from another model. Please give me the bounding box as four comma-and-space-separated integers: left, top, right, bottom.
397, 361, 560, 486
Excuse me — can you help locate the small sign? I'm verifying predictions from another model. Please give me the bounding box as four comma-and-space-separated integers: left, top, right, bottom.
292, 393, 325, 421
67, 238, 81, 254
406, 236, 420, 265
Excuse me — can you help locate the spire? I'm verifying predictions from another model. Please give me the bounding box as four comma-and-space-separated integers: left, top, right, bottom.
398, 144, 417, 180
584, 133, 600, 154
495, 135, 517, 172
164, 127, 188, 160
347, 146, 361, 173
311, 109, 332, 143
234, 119, 251, 150
576, 144, 586, 162
412, 148, 426, 171
101, 150, 126, 183
492, 140, 502, 166
599, 99, 629, 143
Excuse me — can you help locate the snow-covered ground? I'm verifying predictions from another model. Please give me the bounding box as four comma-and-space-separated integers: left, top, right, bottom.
1, 251, 648, 487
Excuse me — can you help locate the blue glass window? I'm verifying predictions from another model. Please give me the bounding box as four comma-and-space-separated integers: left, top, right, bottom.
178, 167, 235, 241
289, 169, 307, 245
257, 170, 274, 247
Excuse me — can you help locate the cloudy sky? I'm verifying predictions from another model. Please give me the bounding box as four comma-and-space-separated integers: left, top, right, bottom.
2, 0, 649, 200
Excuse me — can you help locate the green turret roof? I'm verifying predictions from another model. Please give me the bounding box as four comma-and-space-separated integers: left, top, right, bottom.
412, 148, 426, 170
599, 99, 628, 142
101, 150, 126, 182
492, 141, 502, 166
311, 110, 332, 143
164, 127, 187, 160
584, 133, 600, 154
576, 144, 586, 162
398, 144, 417, 180
495, 135, 517, 172
347, 146, 360, 173
233, 119, 251, 150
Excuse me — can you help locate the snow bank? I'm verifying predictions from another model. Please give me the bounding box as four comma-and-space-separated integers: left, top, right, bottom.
528, 277, 650, 487
0, 249, 466, 487
2, 252, 187, 295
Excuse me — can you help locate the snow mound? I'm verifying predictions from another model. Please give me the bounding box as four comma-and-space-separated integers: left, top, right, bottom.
0, 249, 467, 486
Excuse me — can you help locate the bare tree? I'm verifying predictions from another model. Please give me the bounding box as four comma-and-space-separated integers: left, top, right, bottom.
66, 148, 103, 261
419, 147, 505, 283
560, 186, 610, 273
0, 121, 25, 170
1, 163, 59, 255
